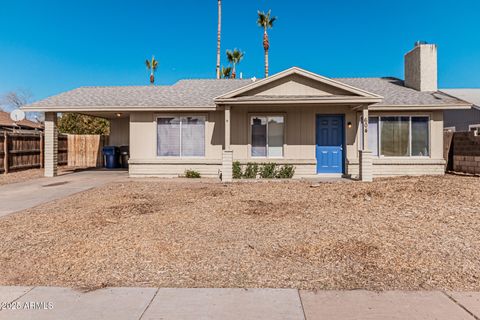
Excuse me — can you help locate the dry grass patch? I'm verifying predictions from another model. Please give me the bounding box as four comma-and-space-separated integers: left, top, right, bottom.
0, 175, 479, 290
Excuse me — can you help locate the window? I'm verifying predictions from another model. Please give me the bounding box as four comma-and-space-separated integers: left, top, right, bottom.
251, 115, 284, 157
368, 117, 379, 156
157, 116, 205, 157
380, 116, 410, 156
469, 124, 480, 136
361, 116, 429, 157
411, 117, 429, 156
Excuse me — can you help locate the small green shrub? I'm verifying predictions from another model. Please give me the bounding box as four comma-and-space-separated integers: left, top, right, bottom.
259, 163, 277, 179
232, 161, 243, 179
243, 162, 258, 179
185, 169, 201, 178
276, 165, 296, 179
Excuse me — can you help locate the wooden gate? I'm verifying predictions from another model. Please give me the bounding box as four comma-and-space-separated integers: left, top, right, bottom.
67, 134, 108, 167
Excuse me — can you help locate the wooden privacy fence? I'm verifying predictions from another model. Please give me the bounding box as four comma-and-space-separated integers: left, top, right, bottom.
67, 134, 108, 167
444, 131, 480, 175
0, 132, 108, 174
0, 131, 67, 174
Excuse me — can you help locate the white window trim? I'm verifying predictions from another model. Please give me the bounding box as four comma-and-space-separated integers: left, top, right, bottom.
360, 115, 431, 158
468, 124, 480, 130
444, 126, 456, 132
155, 114, 207, 159
469, 124, 480, 136
248, 113, 286, 159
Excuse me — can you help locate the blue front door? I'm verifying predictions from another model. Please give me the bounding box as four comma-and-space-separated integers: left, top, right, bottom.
316, 115, 344, 174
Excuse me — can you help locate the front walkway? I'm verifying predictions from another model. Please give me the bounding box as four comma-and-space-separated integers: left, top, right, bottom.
0, 286, 478, 320
0, 169, 127, 217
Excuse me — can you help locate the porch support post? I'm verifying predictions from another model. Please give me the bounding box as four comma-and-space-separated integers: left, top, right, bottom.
44, 112, 58, 177
222, 106, 233, 182
224, 106, 231, 151
359, 106, 373, 182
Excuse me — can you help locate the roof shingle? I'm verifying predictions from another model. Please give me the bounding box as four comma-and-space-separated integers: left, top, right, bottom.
24, 77, 466, 110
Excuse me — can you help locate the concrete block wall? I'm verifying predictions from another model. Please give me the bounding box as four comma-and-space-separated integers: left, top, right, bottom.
221, 150, 233, 182
452, 132, 480, 175
44, 112, 58, 177
453, 156, 480, 174
359, 150, 373, 182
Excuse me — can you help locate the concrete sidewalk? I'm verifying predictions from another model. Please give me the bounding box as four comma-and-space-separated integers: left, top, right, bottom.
0, 286, 478, 320
0, 169, 127, 217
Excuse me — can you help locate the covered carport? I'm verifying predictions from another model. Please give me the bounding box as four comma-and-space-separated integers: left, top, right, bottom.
22, 108, 130, 177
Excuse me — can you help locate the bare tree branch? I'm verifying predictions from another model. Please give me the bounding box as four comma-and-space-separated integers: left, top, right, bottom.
2, 89, 32, 110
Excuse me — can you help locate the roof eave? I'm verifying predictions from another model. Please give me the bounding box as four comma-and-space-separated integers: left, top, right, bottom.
369, 103, 473, 111
214, 97, 383, 105
21, 105, 218, 112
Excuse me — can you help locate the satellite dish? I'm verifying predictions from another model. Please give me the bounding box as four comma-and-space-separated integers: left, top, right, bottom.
10, 109, 26, 122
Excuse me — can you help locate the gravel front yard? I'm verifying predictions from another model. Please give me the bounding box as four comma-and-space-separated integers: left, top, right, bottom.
0, 175, 479, 290
0, 169, 44, 185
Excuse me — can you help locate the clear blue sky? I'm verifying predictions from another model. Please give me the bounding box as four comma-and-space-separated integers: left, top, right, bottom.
1, 0, 479, 102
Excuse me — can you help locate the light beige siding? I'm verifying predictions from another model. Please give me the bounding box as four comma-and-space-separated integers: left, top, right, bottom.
230, 105, 357, 161
109, 117, 129, 146
128, 108, 446, 178
129, 111, 223, 177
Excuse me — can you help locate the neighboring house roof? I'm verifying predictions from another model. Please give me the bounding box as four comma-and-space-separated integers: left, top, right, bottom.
0, 110, 43, 129
23, 67, 469, 112
440, 89, 480, 110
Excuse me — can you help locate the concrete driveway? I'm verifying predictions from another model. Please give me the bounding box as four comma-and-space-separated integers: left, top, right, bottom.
0, 169, 127, 217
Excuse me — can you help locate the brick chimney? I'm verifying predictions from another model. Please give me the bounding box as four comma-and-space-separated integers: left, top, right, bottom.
404, 42, 437, 92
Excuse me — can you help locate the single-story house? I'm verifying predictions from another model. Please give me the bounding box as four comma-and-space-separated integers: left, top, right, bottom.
440, 89, 480, 132
22, 43, 471, 181
0, 110, 43, 132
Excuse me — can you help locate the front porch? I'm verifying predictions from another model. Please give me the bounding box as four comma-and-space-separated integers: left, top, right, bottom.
219, 104, 374, 182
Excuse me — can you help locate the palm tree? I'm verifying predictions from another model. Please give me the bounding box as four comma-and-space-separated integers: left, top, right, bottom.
145, 55, 159, 85
257, 10, 276, 78
216, 0, 222, 79
221, 66, 232, 79
226, 49, 244, 79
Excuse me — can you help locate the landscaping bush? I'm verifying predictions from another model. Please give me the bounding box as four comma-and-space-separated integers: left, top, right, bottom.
185, 170, 201, 178
276, 165, 296, 179
232, 161, 243, 179
235, 162, 296, 179
243, 162, 258, 179
259, 163, 277, 179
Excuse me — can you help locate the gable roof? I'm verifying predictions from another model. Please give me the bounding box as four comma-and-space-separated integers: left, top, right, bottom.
22, 67, 470, 112
24, 79, 253, 111
215, 67, 383, 103
0, 111, 43, 129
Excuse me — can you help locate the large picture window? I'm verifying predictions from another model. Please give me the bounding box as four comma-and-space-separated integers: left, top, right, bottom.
380, 116, 410, 156
251, 115, 284, 157
157, 116, 205, 157
362, 116, 429, 157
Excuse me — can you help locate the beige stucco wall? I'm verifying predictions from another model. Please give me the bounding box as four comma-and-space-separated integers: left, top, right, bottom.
109, 117, 130, 146
348, 110, 445, 178
129, 111, 224, 177
404, 44, 438, 92
230, 104, 357, 160
128, 108, 446, 178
